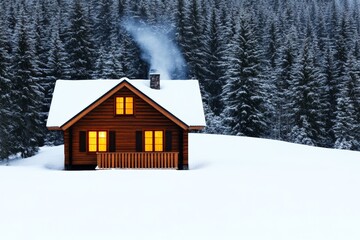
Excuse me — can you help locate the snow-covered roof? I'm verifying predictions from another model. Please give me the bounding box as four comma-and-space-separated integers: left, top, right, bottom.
46, 78, 206, 130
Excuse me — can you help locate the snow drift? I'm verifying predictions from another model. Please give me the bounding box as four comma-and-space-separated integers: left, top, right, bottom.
1, 133, 360, 240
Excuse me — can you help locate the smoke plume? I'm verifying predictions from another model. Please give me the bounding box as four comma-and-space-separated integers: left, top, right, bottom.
122, 19, 187, 80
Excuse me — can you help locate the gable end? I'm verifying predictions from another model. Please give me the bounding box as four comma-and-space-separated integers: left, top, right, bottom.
59, 81, 189, 131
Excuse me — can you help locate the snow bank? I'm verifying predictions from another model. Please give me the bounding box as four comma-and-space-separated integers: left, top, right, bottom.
1, 134, 360, 240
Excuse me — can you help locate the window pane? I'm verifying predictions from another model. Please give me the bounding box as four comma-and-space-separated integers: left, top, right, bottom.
116, 97, 124, 115
155, 145, 163, 152
155, 131, 162, 138
98, 131, 107, 152
144, 131, 153, 152
145, 145, 153, 152
88, 131, 97, 152
125, 97, 133, 114
154, 131, 163, 152
145, 131, 153, 139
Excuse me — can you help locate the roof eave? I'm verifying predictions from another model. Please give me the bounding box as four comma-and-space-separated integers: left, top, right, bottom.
47, 126, 62, 131
188, 125, 206, 131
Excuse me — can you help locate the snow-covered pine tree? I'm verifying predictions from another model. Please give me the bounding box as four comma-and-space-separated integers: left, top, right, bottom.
118, 0, 126, 17
222, 11, 266, 137
44, 27, 68, 145
3, 0, 17, 40
182, 0, 207, 80
173, 0, 189, 79
333, 79, 359, 150
10, 4, 43, 158
333, 47, 360, 150
313, 2, 328, 54
287, 26, 326, 146
322, 42, 337, 147
94, 0, 125, 79
65, 0, 97, 80
273, 25, 298, 141
262, 15, 281, 139
0, 13, 14, 159
95, 35, 125, 79
333, 13, 358, 149
202, 6, 224, 116
95, 0, 115, 48
32, 0, 60, 147
174, 0, 186, 48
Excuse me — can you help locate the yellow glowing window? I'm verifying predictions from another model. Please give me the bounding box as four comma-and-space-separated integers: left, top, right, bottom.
154, 131, 163, 152
88, 131, 97, 152
144, 130, 163, 152
98, 131, 107, 152
116, 97, 124, 114
116, 97, 133, 115
145, 131, 153, 152
88, 131, 107, 152
125, 97, 133, 114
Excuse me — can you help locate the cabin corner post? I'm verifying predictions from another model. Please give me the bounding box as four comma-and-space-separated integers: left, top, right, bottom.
64, 128, 73, 170
178, 129, 189, 170
183, 131, 189, 170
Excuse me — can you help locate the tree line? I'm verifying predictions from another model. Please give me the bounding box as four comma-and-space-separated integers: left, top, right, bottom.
0, 0, 359, 159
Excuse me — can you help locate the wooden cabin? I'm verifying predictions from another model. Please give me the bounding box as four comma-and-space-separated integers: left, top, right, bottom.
46, 75, 206, 170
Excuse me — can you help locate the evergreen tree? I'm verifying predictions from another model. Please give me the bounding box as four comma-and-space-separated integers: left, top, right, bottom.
33, 0, 58, 147
94, 0, 126, 79
262, 16, 281, 139
183, 0, 206, 80
10, 8, 42, 158
287, 33, 325, 146
333, 13, 357, 149
95, 0, 115, 48
322, 42, 337, 147
222, 12, 266, 137
273, 26, 298, 140
66, 0, 97, 80
203, 7, 224, 116
333, 49, 360, 150
174, 0, 189, 78
44, 27, 68, 145
0, 15, 13, 159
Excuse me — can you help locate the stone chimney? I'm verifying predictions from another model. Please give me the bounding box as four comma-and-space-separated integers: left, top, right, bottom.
149, 70, 160, 90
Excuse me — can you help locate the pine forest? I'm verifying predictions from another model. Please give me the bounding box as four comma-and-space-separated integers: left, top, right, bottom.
1, 0, 360, 159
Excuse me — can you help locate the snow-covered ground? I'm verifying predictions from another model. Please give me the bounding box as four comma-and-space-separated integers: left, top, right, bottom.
1, 133, 360, 240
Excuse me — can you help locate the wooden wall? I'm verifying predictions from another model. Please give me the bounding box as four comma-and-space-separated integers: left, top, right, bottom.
64, 86, 189, 169
182, 131, 189, 169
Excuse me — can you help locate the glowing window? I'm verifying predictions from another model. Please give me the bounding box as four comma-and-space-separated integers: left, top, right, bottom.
154, 131, 163, 152
144, 131, 163, 152
116, 97, 124, 115
116, 97, 133, 115
145, 131, 153, 152
88, 131, 97, 152
125, 97, 133, 114
98, 131, 107, 152
88, 131, 107, 152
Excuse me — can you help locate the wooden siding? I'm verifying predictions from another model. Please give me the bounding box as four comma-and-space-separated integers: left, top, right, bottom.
182, 131, 189, 168
64, 129, 69, 166
66, 86, 187, 168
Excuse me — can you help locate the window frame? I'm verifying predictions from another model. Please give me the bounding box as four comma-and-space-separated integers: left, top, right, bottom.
115, 96, 134, 116
87, 130, 108, 153
144, 130, 164, 152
